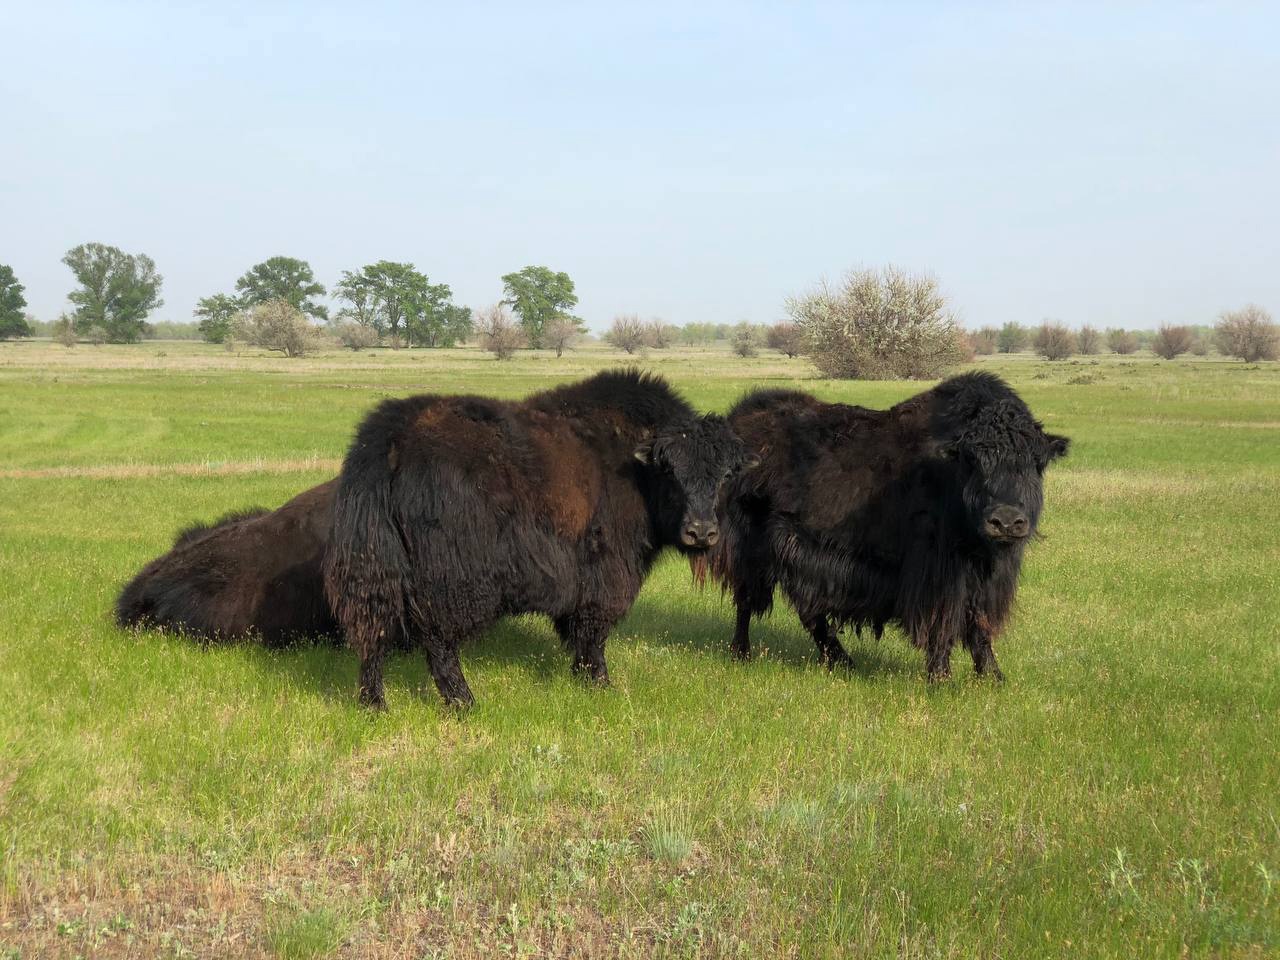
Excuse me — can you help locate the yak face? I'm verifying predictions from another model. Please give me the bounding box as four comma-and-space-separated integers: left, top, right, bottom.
942, 400, 1070, 548
635, 414, 759, 550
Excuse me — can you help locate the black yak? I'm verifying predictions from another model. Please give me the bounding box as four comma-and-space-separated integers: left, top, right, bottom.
714, 372, 1069, 679
116, 480, 340, 645
324, 369, 755, 708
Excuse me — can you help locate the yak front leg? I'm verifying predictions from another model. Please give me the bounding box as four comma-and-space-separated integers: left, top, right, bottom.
357, 642, 388, 710
556, 612, 614, 685
732, 604, 753, 661
923, 634, 953, 681
964, 617, 1004, 681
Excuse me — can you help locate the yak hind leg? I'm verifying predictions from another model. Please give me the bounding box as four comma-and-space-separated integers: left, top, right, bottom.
803, 613, 853, 671
422, 632, 476, 708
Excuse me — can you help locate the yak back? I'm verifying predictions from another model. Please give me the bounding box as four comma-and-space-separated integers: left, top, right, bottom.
382, 368, 693, 537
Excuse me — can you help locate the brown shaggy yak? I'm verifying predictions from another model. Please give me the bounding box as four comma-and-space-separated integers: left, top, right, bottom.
116, 480, 340, 645
714, 372, 1069, 679
324, 369, 756, 709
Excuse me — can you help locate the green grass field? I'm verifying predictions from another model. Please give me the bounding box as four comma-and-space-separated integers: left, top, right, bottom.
1, 340, 1277, 958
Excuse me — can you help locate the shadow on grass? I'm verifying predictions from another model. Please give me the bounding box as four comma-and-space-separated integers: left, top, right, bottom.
208, 593, 917, 708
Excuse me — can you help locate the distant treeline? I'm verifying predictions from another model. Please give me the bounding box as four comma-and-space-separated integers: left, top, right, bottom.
3, 252, 1276, 371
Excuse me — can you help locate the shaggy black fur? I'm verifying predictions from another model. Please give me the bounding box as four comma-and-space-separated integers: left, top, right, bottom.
324, 369, 755, 708
116, 481, 340, 646
713, 372, 1069, 679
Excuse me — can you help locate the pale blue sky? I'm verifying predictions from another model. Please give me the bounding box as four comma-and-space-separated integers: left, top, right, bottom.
3, 1, 1277, 331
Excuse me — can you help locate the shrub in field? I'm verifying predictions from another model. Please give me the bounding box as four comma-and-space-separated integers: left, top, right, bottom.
1034, 323, 1076, 360
1215, 304, 1279, 362
1190, 336, 1210, 356
333, 322, 379, 351
53, 313, 78, 347
233, 299, 324, 358
0, 264, 31, 339
606, 315, 647, 354
1077, 325, 1101, 354
790, 267, 965, 379
731, 323, 759, 358
475, 304, 526, 360
1152, 325, 1194, 360
1107, 328, 1138, 354
766, 322, 805, 357
997, 322, 1029, 353
85, 325, 108, 346
968, 327, 998, 355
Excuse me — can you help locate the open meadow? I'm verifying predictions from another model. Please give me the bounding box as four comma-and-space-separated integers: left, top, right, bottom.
1, 340, 1277, 958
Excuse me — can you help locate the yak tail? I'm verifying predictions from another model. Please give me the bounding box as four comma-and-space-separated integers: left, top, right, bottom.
323, 402, 415, 659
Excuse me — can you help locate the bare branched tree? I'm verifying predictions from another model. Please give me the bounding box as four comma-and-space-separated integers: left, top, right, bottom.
543, 316, 580, 358
475, 304, 527, 360
968, 327, 998, 355
1152, 325, 1194, 360
233, 299, 325, 357
1077, 325, 1101, 355
642, 319, 676, 349
766, 322, 805, 357
606, 314, 647, 354
1034, 322, 1076, 360
1215, 304, 1278, 362
1107, 328, 1138, 354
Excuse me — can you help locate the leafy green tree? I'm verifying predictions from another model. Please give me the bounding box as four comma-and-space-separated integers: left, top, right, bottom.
997, 322, 1029, 353
193, 293, 241, 343
0, 264, 31, 339
235, 257, 328, 321
406, 285, 471, 348
62, 243, 164, 343
501, 265, 581, 349
335, 261, 469, 347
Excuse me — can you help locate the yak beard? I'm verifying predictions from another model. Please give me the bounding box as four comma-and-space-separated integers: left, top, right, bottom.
688, 552, 709, 588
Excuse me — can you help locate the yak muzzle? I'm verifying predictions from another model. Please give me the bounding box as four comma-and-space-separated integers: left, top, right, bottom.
681, 519, 720, 548
985, 506, 1029, 541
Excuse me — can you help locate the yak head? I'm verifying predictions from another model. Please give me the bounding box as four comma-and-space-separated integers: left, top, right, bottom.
940, 399, 1070, 548
635, 414, 759, 553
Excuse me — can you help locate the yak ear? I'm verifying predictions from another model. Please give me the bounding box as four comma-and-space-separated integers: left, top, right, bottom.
633, 440, 654, 464
1043, 433, 1071, 463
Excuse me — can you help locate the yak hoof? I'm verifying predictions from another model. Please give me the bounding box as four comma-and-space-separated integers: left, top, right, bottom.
358, 691, 387, 711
